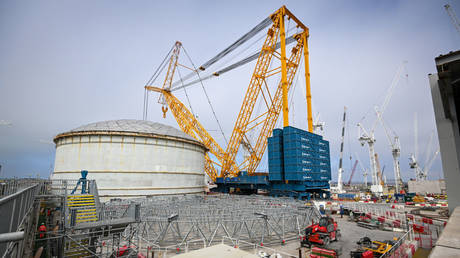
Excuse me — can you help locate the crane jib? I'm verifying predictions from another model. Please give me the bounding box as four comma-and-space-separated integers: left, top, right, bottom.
171, 36, 297, 92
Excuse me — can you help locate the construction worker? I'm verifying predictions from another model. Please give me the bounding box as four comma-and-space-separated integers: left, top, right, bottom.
38, 223, 46, 239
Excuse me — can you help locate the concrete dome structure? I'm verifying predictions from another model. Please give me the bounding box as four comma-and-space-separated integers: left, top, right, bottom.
51, 119, 207, 200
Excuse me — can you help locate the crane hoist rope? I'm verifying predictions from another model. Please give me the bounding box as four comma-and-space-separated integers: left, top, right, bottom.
143, 44, 176, 120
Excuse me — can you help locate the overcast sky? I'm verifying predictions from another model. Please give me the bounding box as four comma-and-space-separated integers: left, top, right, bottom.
1, 0, 459, 182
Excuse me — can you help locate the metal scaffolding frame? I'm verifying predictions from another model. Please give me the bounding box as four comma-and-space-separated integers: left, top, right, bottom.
106, 194, 321, 254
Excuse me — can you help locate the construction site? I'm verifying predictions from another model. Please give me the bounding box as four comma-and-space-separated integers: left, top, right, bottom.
1, 2, 460, 258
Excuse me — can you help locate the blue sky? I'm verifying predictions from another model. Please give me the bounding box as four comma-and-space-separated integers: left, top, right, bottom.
1, 0, 459, 182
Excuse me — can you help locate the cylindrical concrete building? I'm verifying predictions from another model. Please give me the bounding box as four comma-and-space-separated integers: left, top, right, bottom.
51, 119, 207, 200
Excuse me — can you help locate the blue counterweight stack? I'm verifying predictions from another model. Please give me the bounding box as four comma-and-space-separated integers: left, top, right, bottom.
267, 129, 284, 181
267, 126, 331, 191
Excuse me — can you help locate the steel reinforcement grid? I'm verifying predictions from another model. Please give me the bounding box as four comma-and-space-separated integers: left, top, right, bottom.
104, 194, 321, 254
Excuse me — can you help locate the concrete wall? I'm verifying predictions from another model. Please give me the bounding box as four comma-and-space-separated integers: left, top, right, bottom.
51, 134, 206, 201
408, 180, 446, 194
429, 51, 460, 213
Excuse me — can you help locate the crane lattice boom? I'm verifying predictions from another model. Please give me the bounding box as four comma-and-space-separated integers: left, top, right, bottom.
145, 6, 312, 180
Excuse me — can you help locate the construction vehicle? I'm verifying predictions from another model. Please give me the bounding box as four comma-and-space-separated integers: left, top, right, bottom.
350, 237, 394, 257
144, 6, 315, 183
301, 216, 341, 248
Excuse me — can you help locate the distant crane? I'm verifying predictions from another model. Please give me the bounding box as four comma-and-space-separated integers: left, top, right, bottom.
347, 159, 359, 186
337, 106, 347, 193
313, 112, 325, 135
409, 114, 440, 181
444, 4, 460, 36
375, 108, 403, 193
375, 153, 384, 187
358, 62, 407, 194
355, 153, 369, 187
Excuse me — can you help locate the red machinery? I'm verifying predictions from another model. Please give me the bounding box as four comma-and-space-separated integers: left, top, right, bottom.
301, 216, 341, 247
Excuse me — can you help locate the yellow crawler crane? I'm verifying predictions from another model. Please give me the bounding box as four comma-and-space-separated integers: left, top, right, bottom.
145, 6, 313, 181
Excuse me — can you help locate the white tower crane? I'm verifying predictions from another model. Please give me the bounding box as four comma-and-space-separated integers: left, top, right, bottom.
313, 112, 325, 135
357, 61, 407, 194
409, 115, 441, 181
336, 107, 347, 193
444, 4, 460, 36
375, 108, 403, 193
409, 113, 424, 180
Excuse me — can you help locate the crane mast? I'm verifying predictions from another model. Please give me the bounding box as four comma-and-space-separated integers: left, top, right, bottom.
358, 62, 406, 194
337, 106, 347, 193
145, 6, 311, 180
445, 4, 460, 36
347, 159, 359, 186
221, 7, 310, 175
375, 108, 402, 193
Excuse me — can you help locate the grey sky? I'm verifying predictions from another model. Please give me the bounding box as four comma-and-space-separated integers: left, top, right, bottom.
1, 0, 459, 182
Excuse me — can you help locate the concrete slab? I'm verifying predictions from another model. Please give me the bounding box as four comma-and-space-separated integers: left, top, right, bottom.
172, 244, 259, 258
430, 207, 460, 257
435, 207, 460, 249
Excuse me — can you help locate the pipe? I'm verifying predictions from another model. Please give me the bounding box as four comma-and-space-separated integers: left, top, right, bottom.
0, 231, 24, 243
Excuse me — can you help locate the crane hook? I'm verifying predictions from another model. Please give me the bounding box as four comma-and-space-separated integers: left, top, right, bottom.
162, 106, 168, 118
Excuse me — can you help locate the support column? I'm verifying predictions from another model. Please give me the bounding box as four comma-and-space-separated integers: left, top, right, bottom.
279, 11, 289, 127
302, 32, 313, 132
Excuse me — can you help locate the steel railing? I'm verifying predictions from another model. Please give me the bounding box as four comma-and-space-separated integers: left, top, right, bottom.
0, 182, 43, 258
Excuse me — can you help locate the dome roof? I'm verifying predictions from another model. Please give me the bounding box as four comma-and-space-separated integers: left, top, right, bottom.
56, 119, 198, 143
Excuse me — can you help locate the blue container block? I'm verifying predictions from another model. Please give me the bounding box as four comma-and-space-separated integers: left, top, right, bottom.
273, 128, 283, 137
283, 141, 315, 152
318, 153, 330, 160
317, 159, 329, 166
284, 165, 314, 173
269, 173, 283, 181
284, 150, 317, 158
318, 147, 329, 154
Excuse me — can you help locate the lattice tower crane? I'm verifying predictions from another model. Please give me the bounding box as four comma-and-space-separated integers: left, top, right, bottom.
357, 61, 407, 194
347, 159, 359, 186
444, 4, 460, 36
145, 6, 313, 181
375, 108, 403, 193
409, 115, 440, 181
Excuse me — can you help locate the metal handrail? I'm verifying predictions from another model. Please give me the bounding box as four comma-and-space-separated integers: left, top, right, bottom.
379, 227, 414, 257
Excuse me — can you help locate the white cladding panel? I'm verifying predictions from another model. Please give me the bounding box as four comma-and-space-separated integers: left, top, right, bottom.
52, 134, 206, 200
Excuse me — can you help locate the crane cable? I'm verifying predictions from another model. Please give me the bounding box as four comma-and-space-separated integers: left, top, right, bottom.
176, 68, 196, 117
143, 44, 175, 120
171, 36, 297, 92
168, 17, 273, 89
182, 46, 229, 145
199, 17, 272, 71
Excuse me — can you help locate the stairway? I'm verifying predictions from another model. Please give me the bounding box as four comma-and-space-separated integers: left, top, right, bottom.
64, 237, 92, 257
67, 194, 98, 224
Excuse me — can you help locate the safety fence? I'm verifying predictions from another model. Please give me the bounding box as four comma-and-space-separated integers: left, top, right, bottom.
0, 178, 45, 197
0, 182, 43, 257
379, 228, 417, 257
341, 202, 446, 256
